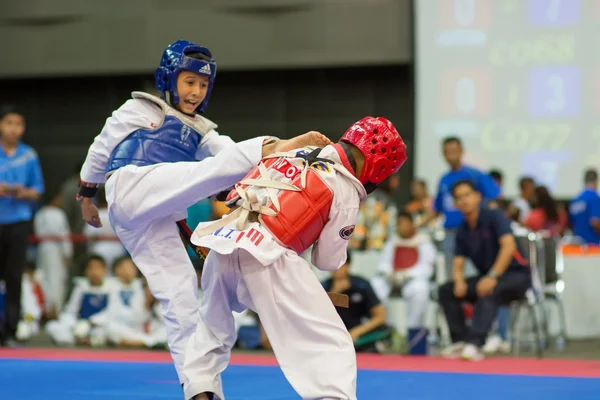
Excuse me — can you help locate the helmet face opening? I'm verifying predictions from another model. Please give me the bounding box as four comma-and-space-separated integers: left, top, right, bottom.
155, 40, 217, 114
340, 117, 407, 189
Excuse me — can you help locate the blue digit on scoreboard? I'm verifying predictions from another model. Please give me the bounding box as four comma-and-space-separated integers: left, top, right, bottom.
528, 67, 580, 117
528, 0, 579, 25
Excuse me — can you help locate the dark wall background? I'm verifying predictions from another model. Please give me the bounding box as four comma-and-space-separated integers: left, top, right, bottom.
0, 65, 415, 205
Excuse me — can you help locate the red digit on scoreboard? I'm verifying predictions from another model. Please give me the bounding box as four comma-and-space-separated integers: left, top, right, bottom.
438, 0, 492, 30
440, 69, 491, 117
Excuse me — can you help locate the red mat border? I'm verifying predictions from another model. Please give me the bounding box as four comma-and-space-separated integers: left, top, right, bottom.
1, 348, 600, 378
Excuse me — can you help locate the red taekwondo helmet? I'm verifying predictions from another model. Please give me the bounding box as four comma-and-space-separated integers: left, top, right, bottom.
340, 117, 407, 193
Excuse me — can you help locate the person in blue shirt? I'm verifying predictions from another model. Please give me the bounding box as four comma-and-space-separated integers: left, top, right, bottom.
0, 107, 44, 346
420, 136, 500, 276
569, 169, 600, 245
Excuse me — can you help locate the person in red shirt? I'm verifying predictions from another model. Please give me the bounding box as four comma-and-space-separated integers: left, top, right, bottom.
525, 186, 567, 236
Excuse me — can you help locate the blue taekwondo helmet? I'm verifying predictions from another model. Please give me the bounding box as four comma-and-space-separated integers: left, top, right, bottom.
155, 40, 217, 114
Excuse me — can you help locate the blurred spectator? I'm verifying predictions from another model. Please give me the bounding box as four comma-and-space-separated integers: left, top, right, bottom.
45, 255, 111, 346
525, 186, 568, 236
15, 263, 45, 342
404, 179, 434, 229
322, 253, 390, 352
419, 137, 500, 277
98, 258, 166, 349
0, 106, 44, 347
185, 198, 214, 268
569, 169, 600, 245
61, 162, 86, 264
350, 174, 400, 251
34, 190, 72, 315
488, 169, 503, 198
84, 187, 126, 270
371, 212, 434, 349
439, 180, 530, 361
512, 176, 535, 223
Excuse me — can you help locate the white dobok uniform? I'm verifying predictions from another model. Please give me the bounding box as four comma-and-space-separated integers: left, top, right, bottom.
80, 91, 271, 384
33, 205, 73, 313
371, 233, 435, 329
183, 145, 366, 400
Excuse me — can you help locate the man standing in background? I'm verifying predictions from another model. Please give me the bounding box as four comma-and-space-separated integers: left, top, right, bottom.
419, 137, 500, 277
569, 169, 600, 245
0, 107, 44, 346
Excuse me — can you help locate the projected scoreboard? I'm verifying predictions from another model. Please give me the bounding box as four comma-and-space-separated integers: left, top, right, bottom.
416, 0, 600, 196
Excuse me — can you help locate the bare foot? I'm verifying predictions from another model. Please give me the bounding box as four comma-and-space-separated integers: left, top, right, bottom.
278, 131, 332, 152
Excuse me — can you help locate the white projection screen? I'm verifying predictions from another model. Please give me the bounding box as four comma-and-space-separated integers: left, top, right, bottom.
415, 0, 599, 198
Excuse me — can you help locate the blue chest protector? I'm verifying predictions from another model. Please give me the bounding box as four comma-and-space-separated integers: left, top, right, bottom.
79, 292, 109, 319
107, 115, 201, 173
106, 92, 215, 174
119, 289, 134, 307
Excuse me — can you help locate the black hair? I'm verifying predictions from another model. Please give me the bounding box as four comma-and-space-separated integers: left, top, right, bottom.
451, 179, 478, 197
0, 105, 24, 120
535, 186, 559, 222
84, 254, 107, 268
519, 176, 535, 190
584, 169, 598, 184
397, 210, 414, 222
442, 136, 462, 147
489, 169, 503, 182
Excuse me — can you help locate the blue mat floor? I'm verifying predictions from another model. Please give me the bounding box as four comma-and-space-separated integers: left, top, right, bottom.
1, 359, 599, 399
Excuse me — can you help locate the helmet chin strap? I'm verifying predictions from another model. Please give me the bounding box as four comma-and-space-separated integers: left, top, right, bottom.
364, 182, 378, 194
338, 142, 377, 194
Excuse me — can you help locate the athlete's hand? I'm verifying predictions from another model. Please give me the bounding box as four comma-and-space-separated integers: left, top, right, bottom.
0, 183, 10, 197
81, 197, 102, 228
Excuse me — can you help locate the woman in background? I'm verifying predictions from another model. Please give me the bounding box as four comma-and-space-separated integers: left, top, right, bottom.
525, 186, 568, 236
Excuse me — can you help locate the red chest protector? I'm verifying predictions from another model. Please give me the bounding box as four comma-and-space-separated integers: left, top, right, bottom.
225, 149, 335, 254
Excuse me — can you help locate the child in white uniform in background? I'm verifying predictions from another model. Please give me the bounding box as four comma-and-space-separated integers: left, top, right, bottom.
45, 255, 111, 346
183, 117, 407, 400
33, 191, 73, 315
15, 264, 45, 342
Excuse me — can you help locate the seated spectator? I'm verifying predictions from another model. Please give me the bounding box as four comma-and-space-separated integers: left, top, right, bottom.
371, 212, 434, 349
15, 263, 45, 342
512, 176, 535, 223
322, 253, 390, 352
405, 179, 433, 226
439, 180, 530, 361
45, 255, 111, 346
569, 169, 600, 245
84, 187, 127, 270
103, 274, 167, 349
489, 169, 504, 199
525, 186, 568, 236
34, 189, 72, 315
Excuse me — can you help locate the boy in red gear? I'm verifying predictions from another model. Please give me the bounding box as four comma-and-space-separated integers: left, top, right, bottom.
183, 117, 407, 400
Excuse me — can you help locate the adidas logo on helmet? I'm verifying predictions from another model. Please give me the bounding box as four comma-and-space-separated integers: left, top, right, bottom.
199, 64, 211, 75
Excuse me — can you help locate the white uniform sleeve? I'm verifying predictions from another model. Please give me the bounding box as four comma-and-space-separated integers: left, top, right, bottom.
195, 129, 236, 161
311, 181, 360, 271
377, 237, 396, 276
405, 241, 436, 281
80, 99, 158, 183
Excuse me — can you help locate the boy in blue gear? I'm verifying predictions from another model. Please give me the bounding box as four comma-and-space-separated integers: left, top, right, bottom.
77, 40, 331, 386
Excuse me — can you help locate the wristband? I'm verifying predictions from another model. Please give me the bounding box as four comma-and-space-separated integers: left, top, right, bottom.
76, 181, 100, 201
487, 269, 499, 279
